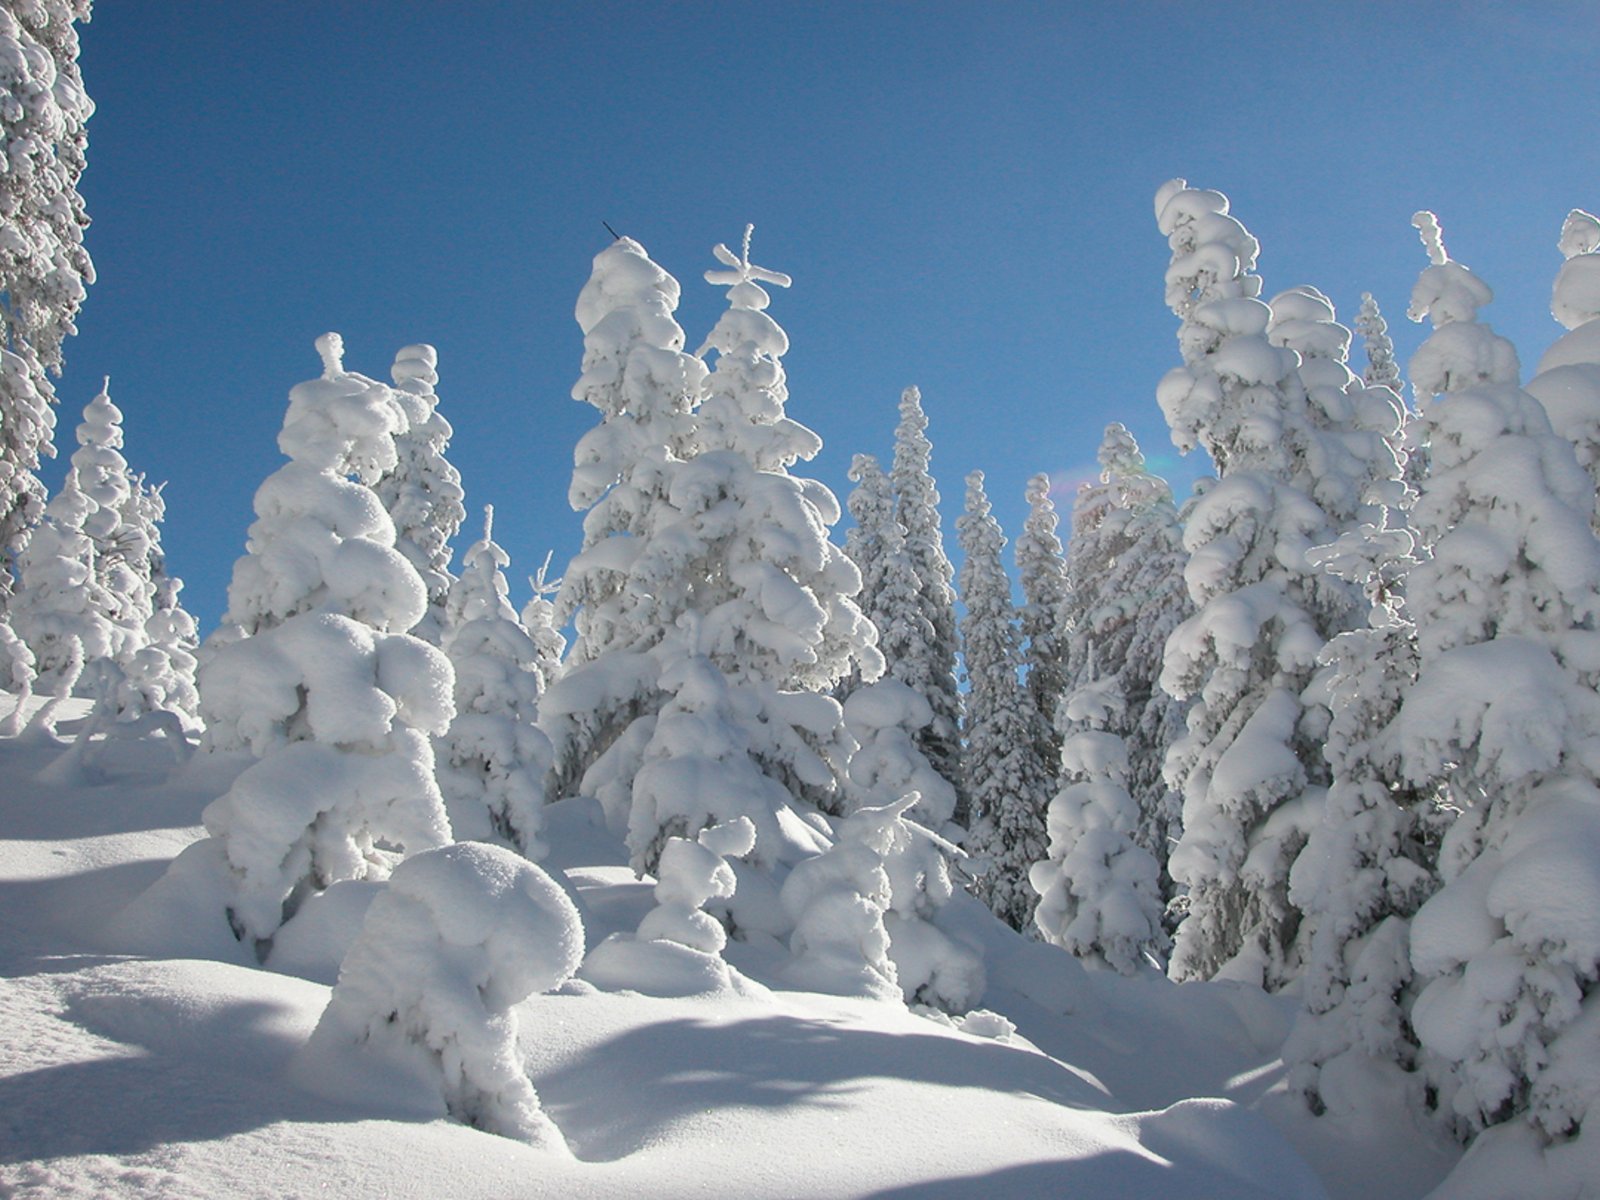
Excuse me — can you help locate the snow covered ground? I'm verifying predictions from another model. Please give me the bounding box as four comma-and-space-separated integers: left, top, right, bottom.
0, 699, 1460, 1199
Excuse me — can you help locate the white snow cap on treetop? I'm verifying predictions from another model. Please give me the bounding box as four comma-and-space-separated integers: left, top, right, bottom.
1407, 211, 1494, 327
574, 236, 683, 337
1552, 208, 1600, 331
704, 224, 792, 312
391, 343, 439, 390
316, 332, 346, 378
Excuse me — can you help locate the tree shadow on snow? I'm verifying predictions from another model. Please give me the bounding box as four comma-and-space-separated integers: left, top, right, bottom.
538, 1013, 1109, 1162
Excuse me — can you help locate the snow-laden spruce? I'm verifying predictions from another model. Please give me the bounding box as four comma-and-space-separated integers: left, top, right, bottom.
11, 472, 112, 714
1016, 472, 1070, 767
67, 380, 150, 653
435, 505, 553, 852
1356, 292, 1404, 397
1396, 214, 1600, 1147
198, 335, 454, 956
377, 344, 466, 645
297, 842, 584, 1147
840, 451, 897, 700
1059, 424, 1190, 905
1527, 207, 1600, 533
0, 0, 93, 616
958, 470, 1051, 932
521, 552, 566, 689
1153, 180, 1374, 988
843, 678, 957, 823
545, 234, 879, 884
888, 386, 964, 818
1031, 676, 1167, 975
1285, 520, 1439, 1114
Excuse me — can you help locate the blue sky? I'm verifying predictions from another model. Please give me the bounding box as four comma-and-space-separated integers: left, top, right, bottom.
52, 2, 1600, 627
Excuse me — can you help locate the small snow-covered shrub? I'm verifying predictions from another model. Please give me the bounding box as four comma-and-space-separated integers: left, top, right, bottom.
299, 842, 584, 1147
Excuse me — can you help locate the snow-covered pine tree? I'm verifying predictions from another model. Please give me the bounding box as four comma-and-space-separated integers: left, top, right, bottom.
378, 343, 465, 644
1527, 208, 1600, 533
546, 233, 880, 885
1153, 180, 1367, 988
542, 236, 706, 802
1031, 676, 1166, 975
840, 451, 897, 699
521, 552, 566, 689
65, 380, 153, 667
958, 470, 1050, 931
198, 334, 454, 958
0, 1, 93, 614
1284, 519, 1438, 1114
889, 386, 964, 820
11, 470, 111, 713
1356, 292, 1403, 396
1016, 472, 1070, 767
1395, 213, 1600, 1146
1059, 423, 1190, 903
435, 505, 553, 854
123, 575, 199, 725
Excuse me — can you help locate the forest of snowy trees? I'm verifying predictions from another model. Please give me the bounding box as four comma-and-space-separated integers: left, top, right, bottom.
8, 5, 1600, 1195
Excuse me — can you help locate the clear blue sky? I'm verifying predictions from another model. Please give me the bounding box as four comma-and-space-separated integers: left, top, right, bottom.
51, 2, 1600, 627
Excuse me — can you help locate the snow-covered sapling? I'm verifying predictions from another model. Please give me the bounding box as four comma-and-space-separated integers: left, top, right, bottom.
298, 842, 584, 1147
637, 816, 757, 954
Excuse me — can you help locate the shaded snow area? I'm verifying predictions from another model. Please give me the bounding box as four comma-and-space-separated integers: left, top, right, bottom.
1, 702, 1460, 1199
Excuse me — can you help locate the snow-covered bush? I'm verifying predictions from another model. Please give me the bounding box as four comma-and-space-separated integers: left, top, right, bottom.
780, 796, 907, 1001
877, 797, 984, 1012
958, 470, 1050, 931
435, 506, 552, 852
298, 842, 583, 1147
199, 335, 454, 955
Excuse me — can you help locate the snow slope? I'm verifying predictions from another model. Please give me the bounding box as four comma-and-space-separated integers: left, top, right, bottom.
0, 701, 1458, 1199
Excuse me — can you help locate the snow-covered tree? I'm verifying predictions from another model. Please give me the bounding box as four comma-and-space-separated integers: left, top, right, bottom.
888, 386, 963, 817
1016, 472, 1070, 763
542, 237, 706, 801
378, 343, 465, 644
435, 506, 552, 854
1031, 677, 1166, 975
1059, 424, 1190, 897
1285, 520, 1438, 1113
878, 795, 984, 1012
1356, 292, 1403, 396
122, 575, 198, 725
840, 451, 897, 699
842, 678, 957, 823
546, 233, 878, 886
198, 334, 454, 957
1395, 213, 1600, 1145
11, 472, 111, 709
298, 842, 583, 1147
1153, 180, 1367, 988
958, 470, 1050, 931
64, 380, 156, 663
780, 794, 912, 1002
0, 1, 93, 615
521, 552, 566, 688
1527, 207, 1600, 533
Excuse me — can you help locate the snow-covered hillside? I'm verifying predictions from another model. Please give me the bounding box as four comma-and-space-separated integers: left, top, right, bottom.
1, 697, 1466, 1200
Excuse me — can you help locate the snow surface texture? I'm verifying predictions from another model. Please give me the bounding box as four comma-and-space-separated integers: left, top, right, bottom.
0, 704, 1472, 1198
